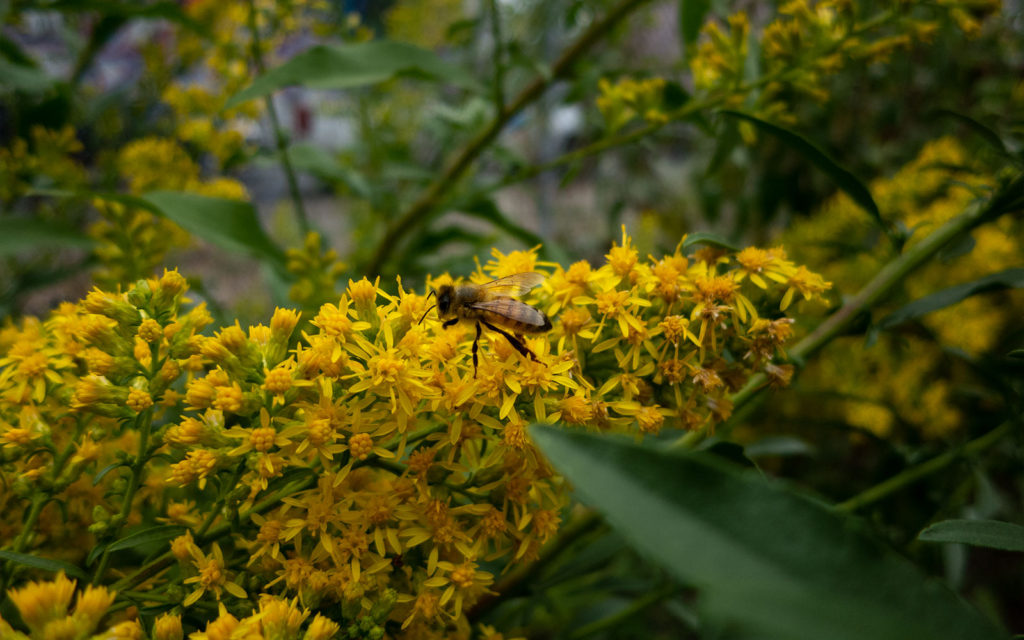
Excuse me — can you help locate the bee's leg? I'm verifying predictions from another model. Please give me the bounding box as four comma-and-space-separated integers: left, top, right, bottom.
472, 322, 481, 378
482, 320, 540, 363
442, 318, 459, 329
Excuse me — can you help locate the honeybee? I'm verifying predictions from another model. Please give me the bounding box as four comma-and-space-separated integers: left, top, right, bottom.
419, 272, 553, 375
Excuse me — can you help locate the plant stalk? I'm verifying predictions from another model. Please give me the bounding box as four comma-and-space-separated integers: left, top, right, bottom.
246, 0, 311, 238
92, 409, 154, 584
835, 421, 1013, 513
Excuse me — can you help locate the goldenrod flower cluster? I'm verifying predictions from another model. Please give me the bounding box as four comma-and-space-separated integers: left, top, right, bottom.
596, 77, 669, 132
0, 126, 85, 204
778, 137, 1021, 439
689, 0, 1000, 124
0, 573, 344, 640
386, 0, 464, 49
0, 232, 827, 637
88, 137, 249, 288
285, 232, 349, 310
157, 0, 330, 164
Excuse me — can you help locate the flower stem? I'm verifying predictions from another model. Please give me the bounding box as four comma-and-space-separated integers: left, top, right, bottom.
834, 421, 1013, 513
467, 509, 604, 620
245, 0, 310, 237
92, 409, 154, 585
568, 582, 680, 639
486, 0, 506, 114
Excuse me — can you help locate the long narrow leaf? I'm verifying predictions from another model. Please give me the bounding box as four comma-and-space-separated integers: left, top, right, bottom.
679, 0, 711, 51
227, 41, 480, 109
530, 426, 1002, 640
722, 110, 886, 235
0, 551, 88, 580
919, 519, 1024, 552
878, 268, 1024, 330
0, 218, 92, 255
107, 525, 187, 553
142, 191, 286, 271
681, 231, 739, 252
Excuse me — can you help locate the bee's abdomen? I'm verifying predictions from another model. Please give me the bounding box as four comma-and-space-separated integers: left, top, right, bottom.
482, 310, 552, 334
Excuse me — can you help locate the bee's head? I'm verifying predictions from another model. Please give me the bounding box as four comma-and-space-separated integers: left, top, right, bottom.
418, 284, 455, 325
436, 284, 454, 316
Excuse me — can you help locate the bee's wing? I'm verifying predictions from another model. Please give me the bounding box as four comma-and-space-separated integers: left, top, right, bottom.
478, 272, 545, 297
470, 299, 548, 328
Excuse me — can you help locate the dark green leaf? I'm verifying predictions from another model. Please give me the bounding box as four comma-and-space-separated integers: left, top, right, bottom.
878, 268, 1024, 330
0, 33, 37, 67
681, 231, 739, 251
722, 110, 887, 236
679, 0, 711, 50
0, 551, 88, 580
107, 525, 187, 553
920, 519, 1024, 552
0, 218, 92, 255
662, 80, 690, 111
227, 41, 480, 109
531, 426, 1003, 640
933, 109, 1015, 161
937, 232, 976, 262
704, 119, 740, 176
85, 544, 105, 568
0, 59, 58, 93
142, 191, 286, 270
43, 1, 210, 37
454, 198, 545, 250
285, 144, 372, 199
93, 462, 125, 486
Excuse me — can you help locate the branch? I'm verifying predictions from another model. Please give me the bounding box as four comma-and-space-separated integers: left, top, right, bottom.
363, 0, 653, 276
835, 420, 1013, 513
672, 173, 1024, 449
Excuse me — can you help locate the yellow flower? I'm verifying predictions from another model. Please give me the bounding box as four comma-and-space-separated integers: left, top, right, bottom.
152, 613, 184, 640
6, 572, 77, 633
183, 543, 247, 606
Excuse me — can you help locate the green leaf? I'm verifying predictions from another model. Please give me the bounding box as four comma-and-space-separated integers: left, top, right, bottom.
0, 551, 88, 580
919, 520, 1024, 552
107, 525, 187, 553
285, 144, 372, 199
681, 231, 739, 252
0, 58, 58, 93
933, 109, 1016, 163
227, 41, 480, 109
878, 268, 1024, 330
530, 426, 1003, 640
454, 198, 545, 249
679, 0, 711, 51
142, 191, 286, 270
0, 218, 92, 255
721, 110, 887, 238
92, 461, 125, 486
43, 1, 210, 37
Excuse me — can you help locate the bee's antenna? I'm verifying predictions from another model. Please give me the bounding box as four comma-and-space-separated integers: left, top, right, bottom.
418, 291, 437, 325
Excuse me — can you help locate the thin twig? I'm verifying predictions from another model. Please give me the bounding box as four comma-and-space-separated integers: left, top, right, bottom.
246, 0, 311, 237
835, 421, 1013, 513
486, 0, 506, 113
467, 509, 604, 620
